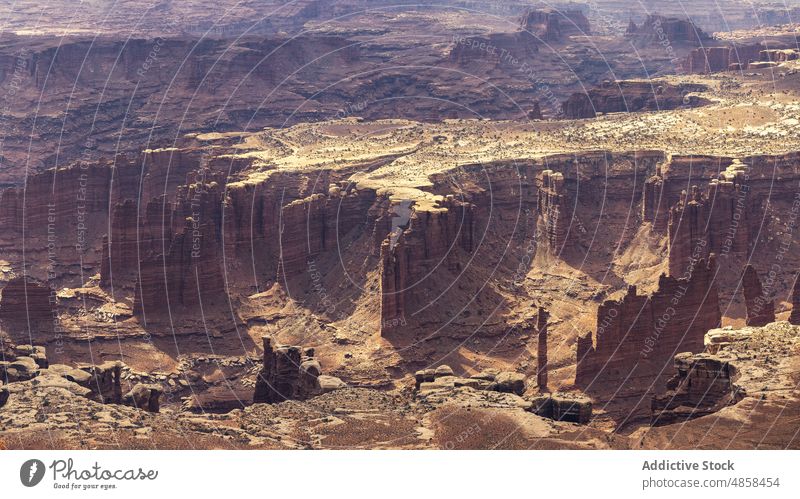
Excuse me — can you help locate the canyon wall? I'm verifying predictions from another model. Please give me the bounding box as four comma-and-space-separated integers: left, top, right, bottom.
0, 277, 55, 342
626, 15, 710, 46
684, 41, 795, 73
741, 264, 776, 327
576, 257, 721, 392
379, 197, 476, 334
562, 81, 708, 119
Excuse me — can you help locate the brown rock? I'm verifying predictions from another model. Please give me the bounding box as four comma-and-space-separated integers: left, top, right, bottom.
536, 307, 549, 392
0, 277, 55, 342
253, 336, 329, 403
576, 257, 721, 392
790, 273, 800, 325
742, 265, 775, 327
122, 383, 162, 412
651, 353, 741, 426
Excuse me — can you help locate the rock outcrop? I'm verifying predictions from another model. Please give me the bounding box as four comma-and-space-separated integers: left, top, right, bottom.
519, 8, 590, 41
414, 366, 526, 396
0, 277, 55, 341
790, 273, 800, 325
667, 161, 752, 277
651, 352, 742, 425
576, 257, 721, 392
684, 43, 795, 73
530, 393, 592, 424
742, 265, 776, 326
253, 336, 344, 403
379, 197, 475, 334
562, 80, 708, 119
537, 170, 569, 250
122, 383, 163, 413
626, 15, 710, 46
536, 308, 549, 392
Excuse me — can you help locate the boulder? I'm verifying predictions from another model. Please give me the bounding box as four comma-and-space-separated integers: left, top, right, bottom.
0, 386, 8, 407
2, 356, 40, 382
46, 364, 93, 385
122, 383, 162, 412
493, 372, 526, 395
433, 365, 454, 378
317, 375, 347, 394
414, 368, 436, 389
469, 369, 497, 382
531, 393, 592, 424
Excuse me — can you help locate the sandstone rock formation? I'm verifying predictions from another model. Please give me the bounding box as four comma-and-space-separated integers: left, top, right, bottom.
576, 257, 721, 392
519, 8, 591, 41
536, 307, 549, 392
742, 265, 776, 326
122, 383, 162, 413
626, 15, 710, 46
253, 336, 344, 403
684, 42, 796, 73
531, 393, 592, 424
651, 352, 743, 425
0, 277, 55, 341
644, 321, 799, 444
415, 366, 526, 396
666, 160, 754, 277
562, 81, 708, 119
537, 170, 569, 251
790, 273, 800, 325
379, 197, 475, 335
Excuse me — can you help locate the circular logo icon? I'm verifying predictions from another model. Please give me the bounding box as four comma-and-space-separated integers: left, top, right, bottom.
20, 459, 45, 487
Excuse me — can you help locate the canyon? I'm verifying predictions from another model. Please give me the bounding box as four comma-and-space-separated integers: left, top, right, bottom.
1, 1, 799, 450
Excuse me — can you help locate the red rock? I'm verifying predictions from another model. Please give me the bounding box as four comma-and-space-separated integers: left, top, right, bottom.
253, 336, 325, 403
537, 170, 569, 250
651, 353, 742, 425
520, 8, 590, 41
379, 197, 475, 334
562, 80, 709, 119
741, 264, 775, 326
0, 277, 55, 342
790, 273, 800, 325
536, 307, 549, 392
626, 15, 710, 47
448, 32, 538, 66
576, 257, 721, 392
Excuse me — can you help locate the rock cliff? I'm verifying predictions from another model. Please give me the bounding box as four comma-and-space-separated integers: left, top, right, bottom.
576, 257, 721, 393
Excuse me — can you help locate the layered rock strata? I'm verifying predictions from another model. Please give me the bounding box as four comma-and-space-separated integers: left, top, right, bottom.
562, 81, 708, 119
576, 257, 721, 392
253, 336, 343, 403
742, 264, 776, 327
0, 277, 55, 341
536, 308, 549, 392
651, 352, 742, 425
790, 273, 800, 325
626, 15, 710, 46
379, 197, 476, 334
